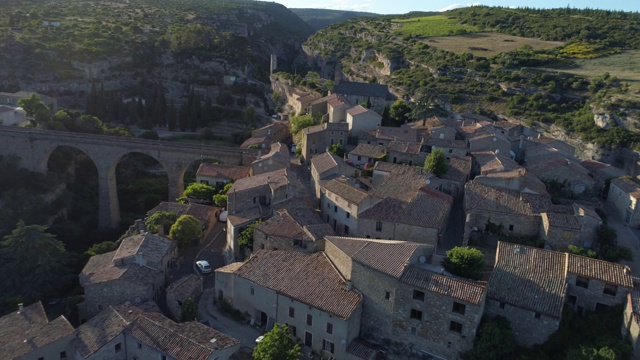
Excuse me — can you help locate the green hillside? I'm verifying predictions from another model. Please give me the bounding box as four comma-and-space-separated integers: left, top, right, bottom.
291, 8, 379, 30
303, 6, 640, 149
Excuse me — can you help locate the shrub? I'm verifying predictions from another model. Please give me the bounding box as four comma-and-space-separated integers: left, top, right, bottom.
442, 246, 485, 280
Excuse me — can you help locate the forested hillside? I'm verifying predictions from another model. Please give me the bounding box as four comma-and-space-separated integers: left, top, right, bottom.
290, 8, 380, 30
0, 0, 311, 108
303, 6, 640, 150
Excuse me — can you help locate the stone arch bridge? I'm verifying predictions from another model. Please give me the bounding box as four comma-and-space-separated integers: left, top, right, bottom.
0, 127, 258, 228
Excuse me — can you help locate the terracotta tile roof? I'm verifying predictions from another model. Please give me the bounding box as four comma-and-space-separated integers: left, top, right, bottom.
401, 266, 486, 305
327, 97, 350, 108
311, 152, 341, 175
254, 210, 309, 241
567, 254, 633, 288
230, 168, 295, 193
542, 212, 580, 230
75, 306, 129, 357
76, 305, 239, 359
362, 126, 418, 142
371, 168, 435, 202
472, 151, 519, 174
580, 160, 627, 179
323, 177, 371, 205
444, 155, 471, 182
252, 122, 287, 138
488, 242, 567, 318
254, 142, 289, 165
166, 274, 202, 302
227, 207, 264, 226
611, 177, 640, 198
196, 163, 251, 181
465, 181, 551, 216
573, 204, 601, 220
350, 144, 386, 158
387, 140, 423, 155
80, 250, 161, 286
217, 262, 244, 273
425, 138, 467, 149
0, 302, 74, 359
113, 233, 174, 266
325, 237, 423, 279
147, 202, 217, 225
240, 136, 272, 148
347, 339, 378, 359
346, 105, 369, 116
527, 157, 593, 181
303, 223, 335, 240
231, 251, 362, 319
360, 187, 452, 229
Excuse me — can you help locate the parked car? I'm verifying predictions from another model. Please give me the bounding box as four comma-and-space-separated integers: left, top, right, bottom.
196, 260, 212, 274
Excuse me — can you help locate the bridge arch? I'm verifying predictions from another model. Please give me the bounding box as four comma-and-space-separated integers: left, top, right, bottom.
0, 127, 259, 228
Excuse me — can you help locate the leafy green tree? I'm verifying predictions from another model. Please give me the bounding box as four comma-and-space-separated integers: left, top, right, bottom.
18, 94, 50, 125
181, 298, 198, 322
221, 182, 234, 194
213, 193, 228, 208
442, 246, 484, 280
328, 143, 345, 157
566, 346, 617, 360
145, 211, 178, 234
380, 104, 392, 126
86, 241, 117, 256
424, 149, 448, 177
253, 323, 302, 360
169, 215, 203, 249
464, 316, 516, 360
290, 114, 319, 134
183, 183, 217, 201
0, 221, 71, 302
389, 100, 411, 124
238, 220, 261, 251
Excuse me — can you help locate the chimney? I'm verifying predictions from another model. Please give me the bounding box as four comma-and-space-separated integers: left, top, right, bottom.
210, 338, 218, 350
18, 303, 23, 313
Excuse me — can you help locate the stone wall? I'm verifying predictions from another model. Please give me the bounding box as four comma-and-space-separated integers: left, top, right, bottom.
387, 151, 427, 168
355, 218, 440, 246
84, 332, 127, 360
390, 282, 484, 359
81, 279, 156, 321
351, 261, 398, 343
276, 293, 361, 360
324, 240, 354, 280
485, 298, 560, 347
468, 210, 541, 238
566, 274, 630, 313
622, 293, 640, 359
607, 182, 640, 227
25, 334, 74, 360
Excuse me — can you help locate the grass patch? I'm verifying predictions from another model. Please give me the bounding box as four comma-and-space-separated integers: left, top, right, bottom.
424, 32, 564, 58
393, 15, 481, 37
548, 50, 640, 86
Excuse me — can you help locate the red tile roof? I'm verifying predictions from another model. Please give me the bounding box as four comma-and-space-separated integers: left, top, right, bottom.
401, 266, 486, 305
567, 254, 633, 288
360, 187, 452, 229
465, 181, 551, 216
611, 177, 640, 199
196, 163, 251, 181
232, 250, 362, 319
0, 302, 74, 359
326, 237, 423, 279
489, 242, 567, 318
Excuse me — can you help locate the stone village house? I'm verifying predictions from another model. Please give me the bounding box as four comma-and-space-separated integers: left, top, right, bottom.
215, 250, 363, 360
487, 241, 633, 347
79, 233, 177, 321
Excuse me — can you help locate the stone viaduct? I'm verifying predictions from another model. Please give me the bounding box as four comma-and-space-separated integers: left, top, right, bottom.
0, 127, 258, 228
